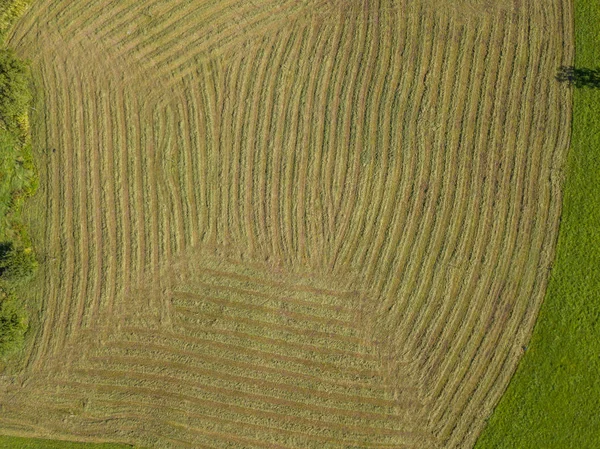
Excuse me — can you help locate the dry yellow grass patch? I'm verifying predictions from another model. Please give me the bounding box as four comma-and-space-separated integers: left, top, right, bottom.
0, 0, 572, 448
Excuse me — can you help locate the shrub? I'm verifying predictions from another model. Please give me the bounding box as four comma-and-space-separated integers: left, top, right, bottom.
0, 241, 36, 283
0, 285, 26, 356
0, 48, 30, 134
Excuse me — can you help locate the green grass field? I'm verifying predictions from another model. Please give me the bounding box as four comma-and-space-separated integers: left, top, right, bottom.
475, 0, 600, 447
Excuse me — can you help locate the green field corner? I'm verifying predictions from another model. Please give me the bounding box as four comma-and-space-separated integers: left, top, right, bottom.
475, 0, 600, 447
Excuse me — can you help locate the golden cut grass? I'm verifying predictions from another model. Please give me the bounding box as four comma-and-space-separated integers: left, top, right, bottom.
1, 0, 573, 448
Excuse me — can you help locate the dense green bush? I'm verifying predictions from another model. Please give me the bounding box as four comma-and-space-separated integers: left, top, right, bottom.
0, 284, 26, 356
0, 242, 36, 283
0, 48, 29, 134
0, 15, 36, 359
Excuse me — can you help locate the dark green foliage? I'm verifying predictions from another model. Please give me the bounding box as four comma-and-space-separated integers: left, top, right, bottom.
0, 242, 36, 283
0, 16, 35, 360
0, 48, 29, 134
0, 285, 26, 356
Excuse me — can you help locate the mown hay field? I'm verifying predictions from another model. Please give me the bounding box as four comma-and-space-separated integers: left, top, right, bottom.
0, 0, 573, 448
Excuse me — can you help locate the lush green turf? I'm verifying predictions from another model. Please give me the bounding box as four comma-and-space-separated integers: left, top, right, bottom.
0, 436, 134, 449
475, 1, 600, 448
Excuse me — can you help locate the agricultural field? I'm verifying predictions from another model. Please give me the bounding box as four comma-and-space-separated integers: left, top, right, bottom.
0, 0, 584, 448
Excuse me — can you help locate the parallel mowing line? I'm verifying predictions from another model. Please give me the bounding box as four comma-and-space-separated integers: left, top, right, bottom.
148, 0, 307, 92
218, 60, 235, 245
410, 13, 505, 361
224, 53, 247, 246
109, 0, 242, 63
199, 60, 220, 244
429, 13, 526, 432
69, 72, 91, 339
304, 16, 345, 266
303, 22, 338, 264
354, 13, 401, 280
125, 92, 145, 298
181, 77, 201, 247
114, 326, 380, 385
57, 397, 400, 449
109, 83, 126, 321
420, 16, 504, 404
54, 61, 76, 353
229, 45, 259, 248
328, 13, 378, 269
113, 85, 132, 321
402, 14, 493, 358
76, 398, 411, 449
431, 13, 526, 403
60, 376, 413, 440
247, 32, 284, 257
444, 12, 563, 446
390, 13, 456, 350
85, 352, 399, 412
165, 101, 187, 256
174, 313, 370, 364
173, 281, 355, 318
74, 359, 401, 424
99, 78, 119, 322
39, 51, 64, 363
187, 79, 209, 241
364, 12, 418, 289
98, 338, 394, 400
38, 52, 68, 367
362, 13, 407, 283
258, 27, 298, 260
266, 26, 302, 261
323, 15, 367, 267
414, 16, 507, 386
26, 56, 55, 371
354, 12, 417, 279
171, 289, 358, 330
284, 24, 320, 262
375, 9, 436, 330
370, 10, 431, 313
390, 16, 478, 353
251, 29, 288, 257
441, 18, 542, 441
286, 24, 331, 263
331, 6, 391, 269
371, 13, 452, 330
278, 24, 312, 260
383, 9, 440, 341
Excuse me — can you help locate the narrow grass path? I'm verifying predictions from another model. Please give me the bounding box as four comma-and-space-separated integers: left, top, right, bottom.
0, 435, 134, 449
475, 0, 600, 447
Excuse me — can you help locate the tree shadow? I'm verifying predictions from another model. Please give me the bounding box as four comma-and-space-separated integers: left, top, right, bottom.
556, 66, 600, 88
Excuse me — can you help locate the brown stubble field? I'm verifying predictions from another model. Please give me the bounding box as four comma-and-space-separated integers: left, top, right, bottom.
0, 0, 572, 448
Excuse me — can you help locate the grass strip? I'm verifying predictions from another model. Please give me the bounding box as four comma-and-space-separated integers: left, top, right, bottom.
0, 435, 135, 449
474, 1, 600, 447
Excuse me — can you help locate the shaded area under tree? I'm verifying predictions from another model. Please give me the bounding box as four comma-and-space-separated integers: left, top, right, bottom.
556, 65, 600, 88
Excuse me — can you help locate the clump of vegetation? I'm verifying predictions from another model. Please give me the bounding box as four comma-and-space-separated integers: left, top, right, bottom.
0, 48, 30, 132
0, 283, 26, 355
0, 242, 36, 283
0, 45, 36, 358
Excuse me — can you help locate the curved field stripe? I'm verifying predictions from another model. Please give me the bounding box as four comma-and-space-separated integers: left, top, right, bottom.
2, 0, 573, 447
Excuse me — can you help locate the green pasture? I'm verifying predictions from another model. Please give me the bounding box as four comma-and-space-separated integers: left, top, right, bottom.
475, 0, 600, 447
